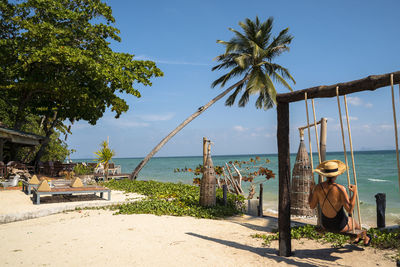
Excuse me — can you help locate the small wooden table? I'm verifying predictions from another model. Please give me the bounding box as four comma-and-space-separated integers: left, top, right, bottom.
32, 186, 111, 205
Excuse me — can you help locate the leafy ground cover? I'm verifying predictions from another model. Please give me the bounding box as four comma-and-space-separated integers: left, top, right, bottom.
252, 224, 400, 261
105, 179, 245, 219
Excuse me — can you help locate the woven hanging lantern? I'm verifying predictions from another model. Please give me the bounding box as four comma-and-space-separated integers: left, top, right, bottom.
291, 137, 316, 216
200, 153, 216, 207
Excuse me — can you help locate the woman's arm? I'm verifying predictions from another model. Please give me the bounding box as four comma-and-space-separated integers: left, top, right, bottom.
339, 184, 357, 214
308, 182, 318, 209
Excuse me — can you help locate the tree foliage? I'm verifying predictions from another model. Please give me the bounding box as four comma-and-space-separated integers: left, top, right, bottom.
0, 0, 163, 163
212, 16, 295, 109
94, 140, 115, 180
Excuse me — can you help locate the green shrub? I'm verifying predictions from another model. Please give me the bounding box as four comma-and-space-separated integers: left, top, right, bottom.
73, 164, 94, 175
253, 224, 400, 259
105, 179, 245, 219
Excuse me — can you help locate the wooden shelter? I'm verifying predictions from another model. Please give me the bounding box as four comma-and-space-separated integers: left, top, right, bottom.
0, 125, 44, 162
276, 71, 400, 256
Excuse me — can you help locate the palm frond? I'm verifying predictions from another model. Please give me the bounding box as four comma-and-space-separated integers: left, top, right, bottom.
225, 82, 245, 106
212, 16, 295, 108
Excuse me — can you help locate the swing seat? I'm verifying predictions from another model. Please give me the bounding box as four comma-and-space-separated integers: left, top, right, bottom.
317, 227, 365, 238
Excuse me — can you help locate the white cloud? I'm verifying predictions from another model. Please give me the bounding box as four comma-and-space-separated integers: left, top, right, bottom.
379, 124, 392, 130
103, 116, 150, 128
138, 113, 175, 122
135, 54, 209, 66
342, 116, 358, 121
71, 122, 90, 130
233, 125, 247, 132
346, 96, 373, 108
111, 120, 150, 128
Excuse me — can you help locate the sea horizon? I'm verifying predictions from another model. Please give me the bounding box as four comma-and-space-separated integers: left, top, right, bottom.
70, 148, 399, 161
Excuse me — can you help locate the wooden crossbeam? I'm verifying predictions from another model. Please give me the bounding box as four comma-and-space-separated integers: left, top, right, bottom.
277, 71, 400, 103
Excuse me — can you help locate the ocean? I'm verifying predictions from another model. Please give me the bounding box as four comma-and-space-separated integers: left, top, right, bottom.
73, 150, 400, 227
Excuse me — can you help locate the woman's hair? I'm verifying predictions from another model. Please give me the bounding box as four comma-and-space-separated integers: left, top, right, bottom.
327, 176, 336, 184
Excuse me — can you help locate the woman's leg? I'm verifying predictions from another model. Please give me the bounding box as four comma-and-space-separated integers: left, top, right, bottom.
342, 217, 370, 244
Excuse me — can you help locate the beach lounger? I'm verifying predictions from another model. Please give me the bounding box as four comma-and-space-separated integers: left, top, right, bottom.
32, 185, 111, 205
0, 174, 20, 189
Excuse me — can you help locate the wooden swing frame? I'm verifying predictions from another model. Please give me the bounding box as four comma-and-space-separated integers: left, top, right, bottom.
276, 71, 400, 256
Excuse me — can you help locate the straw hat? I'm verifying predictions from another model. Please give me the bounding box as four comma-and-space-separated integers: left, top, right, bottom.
314, 160, 346, 177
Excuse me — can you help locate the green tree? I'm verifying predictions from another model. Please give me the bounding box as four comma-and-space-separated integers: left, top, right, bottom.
0, 0, 163, 164
94, 140, 115, 181
130, 16, 295, 179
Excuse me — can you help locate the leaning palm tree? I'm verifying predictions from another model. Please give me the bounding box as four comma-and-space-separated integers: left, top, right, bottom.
130, 16, 295, 179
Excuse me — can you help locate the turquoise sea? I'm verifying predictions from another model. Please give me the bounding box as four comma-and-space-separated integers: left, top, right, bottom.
73, 150, 400, 227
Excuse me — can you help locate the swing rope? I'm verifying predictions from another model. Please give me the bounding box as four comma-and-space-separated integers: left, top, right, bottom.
343, 95, 362, 228
304, 93, 314, 176
336, 86, 355, 233
390, 74, 400, 191
312, 99, 321, 164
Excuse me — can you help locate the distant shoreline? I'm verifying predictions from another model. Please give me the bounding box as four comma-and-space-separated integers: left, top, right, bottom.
71, 149, 398, 160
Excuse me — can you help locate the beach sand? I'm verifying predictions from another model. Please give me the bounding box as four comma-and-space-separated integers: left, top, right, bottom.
0, 209, 396, 266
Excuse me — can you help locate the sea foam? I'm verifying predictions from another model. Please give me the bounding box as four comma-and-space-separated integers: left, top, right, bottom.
368, 178, 389, 182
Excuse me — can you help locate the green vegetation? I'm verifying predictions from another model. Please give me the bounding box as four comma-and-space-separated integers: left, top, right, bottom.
105, 179, 245, 219
0, 0, 162, 164
94, 141, 115, 181
252, 225, 400, 260
73, 164, 94, 176
212, 16, 295, 109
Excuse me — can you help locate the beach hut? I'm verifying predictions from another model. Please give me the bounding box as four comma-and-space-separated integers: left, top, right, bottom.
0, 124, 44, 162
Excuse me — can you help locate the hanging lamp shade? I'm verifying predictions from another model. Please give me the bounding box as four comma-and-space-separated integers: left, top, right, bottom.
291, 139, 316, 216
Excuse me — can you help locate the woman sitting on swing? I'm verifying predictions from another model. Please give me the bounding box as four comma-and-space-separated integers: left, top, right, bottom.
308, 160, 371, 245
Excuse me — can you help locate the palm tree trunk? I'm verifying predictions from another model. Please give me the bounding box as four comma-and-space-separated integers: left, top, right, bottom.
130, 78, 248, 180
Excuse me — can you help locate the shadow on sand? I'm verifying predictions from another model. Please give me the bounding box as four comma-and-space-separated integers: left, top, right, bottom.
186, 232, 364, 267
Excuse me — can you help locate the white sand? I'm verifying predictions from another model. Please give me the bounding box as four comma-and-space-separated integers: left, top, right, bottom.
0, 210, 396, 266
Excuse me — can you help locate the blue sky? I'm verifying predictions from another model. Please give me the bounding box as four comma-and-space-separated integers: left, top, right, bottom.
68, 0, 400, 159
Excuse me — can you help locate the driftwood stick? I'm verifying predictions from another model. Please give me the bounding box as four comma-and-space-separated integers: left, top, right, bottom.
231, 163, 244, 194
225, 163, 240, 195
277, 71, 400, 103
216, 175, 221, 189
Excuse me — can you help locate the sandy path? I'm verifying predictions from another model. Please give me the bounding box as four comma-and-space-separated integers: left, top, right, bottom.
0, 210, 396, 266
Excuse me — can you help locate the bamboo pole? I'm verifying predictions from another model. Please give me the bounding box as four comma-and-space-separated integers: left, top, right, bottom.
311, 99, 321, 163
344, 95, 362, 227
336, 87, 355, 233
317, 118, 328, 227
304, 93, 314, 174
390, 74, 400, 192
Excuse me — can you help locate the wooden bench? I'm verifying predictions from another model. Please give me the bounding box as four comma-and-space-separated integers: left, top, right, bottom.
22, 180, 39, 194
22, 179, 72, 195
32, 186, 111, 205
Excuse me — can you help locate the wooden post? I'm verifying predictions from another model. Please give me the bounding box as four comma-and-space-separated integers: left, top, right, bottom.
258, 183, 263, 217
317, 117, 327, 226
0, 139, 4, 162
375, 193, 386, 228
203, 137, 207, 167
277, 101, 291, 257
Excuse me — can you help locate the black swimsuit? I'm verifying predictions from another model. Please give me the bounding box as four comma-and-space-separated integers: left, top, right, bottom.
320, 184, 348, 232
